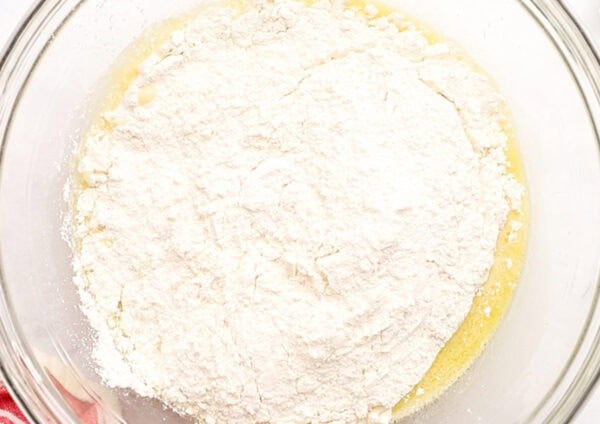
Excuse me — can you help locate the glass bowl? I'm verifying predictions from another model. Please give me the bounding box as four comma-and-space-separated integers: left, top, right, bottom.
0, 0, 599, 423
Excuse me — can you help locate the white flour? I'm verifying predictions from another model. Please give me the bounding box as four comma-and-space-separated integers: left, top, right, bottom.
70, 0, 523, 423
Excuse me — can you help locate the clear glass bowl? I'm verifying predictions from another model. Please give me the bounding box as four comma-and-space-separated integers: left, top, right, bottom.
0, 0, 599, 423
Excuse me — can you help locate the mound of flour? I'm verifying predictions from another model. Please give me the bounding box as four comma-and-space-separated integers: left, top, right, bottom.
71, 0, 523, 422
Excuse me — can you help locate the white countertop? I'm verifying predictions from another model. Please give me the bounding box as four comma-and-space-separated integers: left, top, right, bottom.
1, 0, 599, 422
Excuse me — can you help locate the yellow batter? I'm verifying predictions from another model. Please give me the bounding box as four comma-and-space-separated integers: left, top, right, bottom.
83, 0, 527, 419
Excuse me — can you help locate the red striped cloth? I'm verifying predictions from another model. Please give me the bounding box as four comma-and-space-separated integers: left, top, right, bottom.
0, 378, 98, 424
0, 387, 27, 424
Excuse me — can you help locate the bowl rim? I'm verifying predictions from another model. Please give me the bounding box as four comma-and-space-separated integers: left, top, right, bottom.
0, 0, 599, 423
